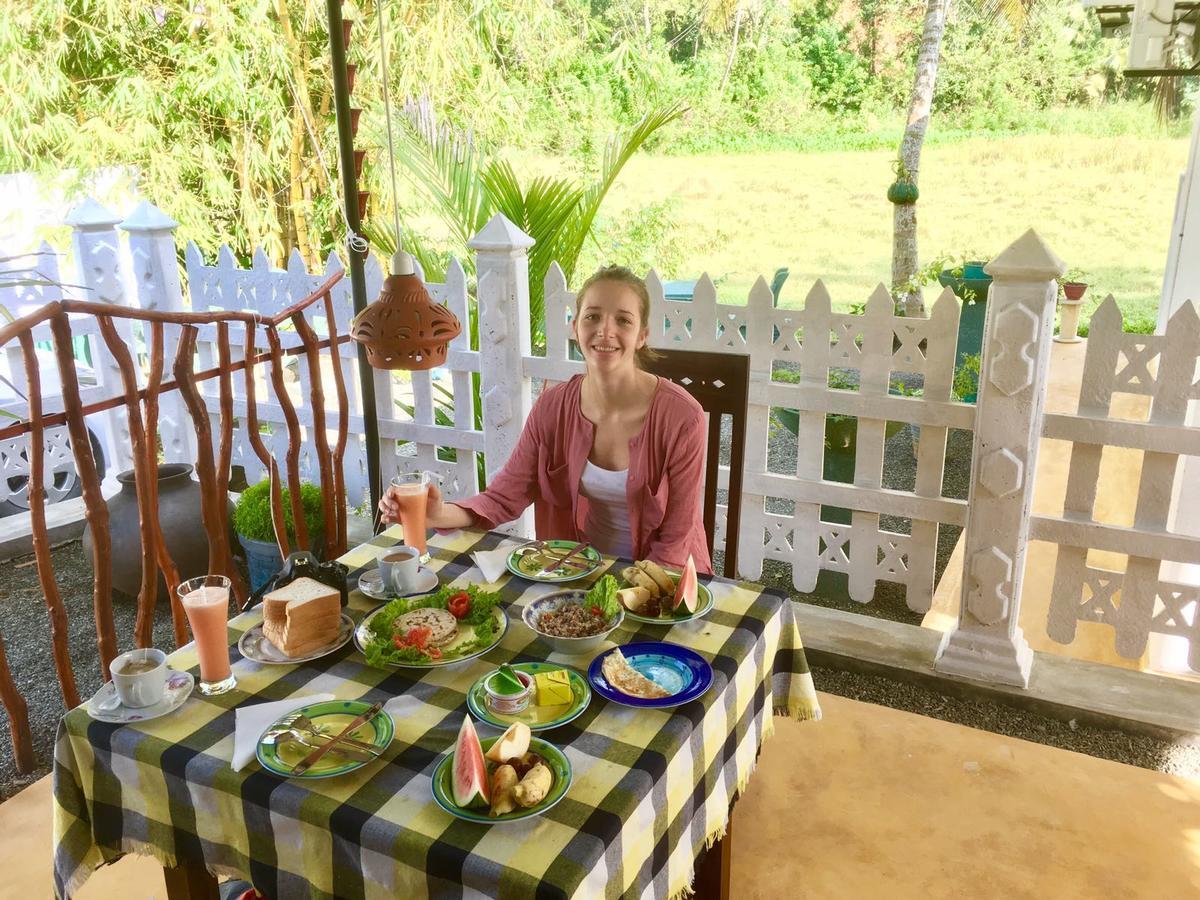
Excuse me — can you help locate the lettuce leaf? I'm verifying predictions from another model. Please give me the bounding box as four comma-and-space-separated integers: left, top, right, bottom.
584, 575, 620, 621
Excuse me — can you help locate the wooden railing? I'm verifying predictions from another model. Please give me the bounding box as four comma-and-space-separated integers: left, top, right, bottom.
0, 271, 349, 773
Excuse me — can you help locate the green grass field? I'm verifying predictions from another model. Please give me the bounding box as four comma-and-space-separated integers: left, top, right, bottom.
564, 134, 1190, 329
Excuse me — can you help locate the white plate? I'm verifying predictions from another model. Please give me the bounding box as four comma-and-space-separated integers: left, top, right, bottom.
357, 566, 439, 600
85, 669, 195, 724
238, 613, 355, 665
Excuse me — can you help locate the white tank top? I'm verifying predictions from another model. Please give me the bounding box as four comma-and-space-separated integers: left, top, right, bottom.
579, 460, 633, 558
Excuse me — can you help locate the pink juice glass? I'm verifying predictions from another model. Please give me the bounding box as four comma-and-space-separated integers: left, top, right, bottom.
390, 471, 430, 563
177, 575, 237, 696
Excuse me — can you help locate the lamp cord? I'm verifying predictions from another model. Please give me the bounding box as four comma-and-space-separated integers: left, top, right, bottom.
374, 0, 404, 255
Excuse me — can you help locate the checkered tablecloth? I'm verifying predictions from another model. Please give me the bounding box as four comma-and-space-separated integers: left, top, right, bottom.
53, 527, 820, 899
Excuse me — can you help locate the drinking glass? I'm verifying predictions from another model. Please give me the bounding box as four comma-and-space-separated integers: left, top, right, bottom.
390, 471, 430, 563
177, 575, 237, 696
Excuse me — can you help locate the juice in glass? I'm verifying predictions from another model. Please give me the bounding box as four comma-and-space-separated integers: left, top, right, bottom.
177, 575, 237, 696
390, 471, 430, 562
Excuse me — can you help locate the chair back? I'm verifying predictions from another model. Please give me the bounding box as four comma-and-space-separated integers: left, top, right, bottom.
644, 349, 749, 578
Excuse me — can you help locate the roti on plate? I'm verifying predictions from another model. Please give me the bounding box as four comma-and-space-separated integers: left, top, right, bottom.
601, 649, 671, 699
393, 607, 458, 647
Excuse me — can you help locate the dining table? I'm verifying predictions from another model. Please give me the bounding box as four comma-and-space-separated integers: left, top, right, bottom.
52, 526, 822, 899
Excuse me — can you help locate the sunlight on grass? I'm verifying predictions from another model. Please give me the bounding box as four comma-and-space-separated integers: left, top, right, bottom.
534, 134, 1188, 324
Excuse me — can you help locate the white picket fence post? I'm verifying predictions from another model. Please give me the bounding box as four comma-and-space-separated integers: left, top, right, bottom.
468, 213, 535, 537
65, 199, 135, 477
934, 230, 1066, 688
121, 201, 198, 465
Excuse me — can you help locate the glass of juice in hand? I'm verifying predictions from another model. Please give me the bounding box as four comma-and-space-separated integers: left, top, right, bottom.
390, 471, 430, 563
177, 574, 237, 696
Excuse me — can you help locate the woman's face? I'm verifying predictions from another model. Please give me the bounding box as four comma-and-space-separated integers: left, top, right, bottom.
573, 280, 647, 374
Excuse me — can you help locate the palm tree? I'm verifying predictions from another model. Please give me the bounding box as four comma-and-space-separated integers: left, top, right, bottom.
891, 0, 951, 318
365, 97, 687, 347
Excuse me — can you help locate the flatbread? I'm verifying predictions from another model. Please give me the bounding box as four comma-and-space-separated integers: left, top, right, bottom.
393, 607, 458, 647
601, 649, 672, 699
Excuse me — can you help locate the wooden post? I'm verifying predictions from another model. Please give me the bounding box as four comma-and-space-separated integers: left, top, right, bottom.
468, 213, 535, 537
934, 230, 1065, 688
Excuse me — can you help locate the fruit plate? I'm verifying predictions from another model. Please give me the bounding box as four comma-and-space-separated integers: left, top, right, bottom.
353, 602, 508, 669
256, 699, 393, 779
238, 614, 355, 665
622, 579, 715, 626
506, 540, 603, 583
432, 735, 572, 824
588, 641, 713, 709
466, 662, 591, 732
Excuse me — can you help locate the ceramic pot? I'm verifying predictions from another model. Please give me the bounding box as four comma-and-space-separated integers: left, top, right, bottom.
83, 463, 230, 603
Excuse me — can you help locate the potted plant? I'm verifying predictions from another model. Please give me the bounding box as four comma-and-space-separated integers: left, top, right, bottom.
952, 353, 981, 405
1055, 268, 1088, 343
233, 479, 325, 591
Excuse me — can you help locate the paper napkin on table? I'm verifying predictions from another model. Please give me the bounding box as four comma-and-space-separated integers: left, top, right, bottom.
471, 542, 518, 583
232, 692, 335, 771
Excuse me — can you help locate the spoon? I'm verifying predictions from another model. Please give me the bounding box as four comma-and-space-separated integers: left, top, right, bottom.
262, 727, 379, 762
284, 714, 380, 753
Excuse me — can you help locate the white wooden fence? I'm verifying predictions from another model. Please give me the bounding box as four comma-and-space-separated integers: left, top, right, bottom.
7, 200, 1200, 688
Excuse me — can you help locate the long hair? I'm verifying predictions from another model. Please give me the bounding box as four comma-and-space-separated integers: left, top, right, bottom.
574, 265, 661, 368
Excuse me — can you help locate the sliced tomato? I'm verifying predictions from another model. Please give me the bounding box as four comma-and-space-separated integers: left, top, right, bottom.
392, 634, 406, 650
429, 647, 442, 660
405, 625, 432, 649
447, 592, 471, 619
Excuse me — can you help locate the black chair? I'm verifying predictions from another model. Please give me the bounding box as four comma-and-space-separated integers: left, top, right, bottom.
645, 349, 749, 578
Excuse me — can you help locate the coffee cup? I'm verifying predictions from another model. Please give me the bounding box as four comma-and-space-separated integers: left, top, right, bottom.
110, 648, 168, 709
379, 545, 421, 594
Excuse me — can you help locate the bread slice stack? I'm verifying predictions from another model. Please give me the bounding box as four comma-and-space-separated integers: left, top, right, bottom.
262, 577, 341, 657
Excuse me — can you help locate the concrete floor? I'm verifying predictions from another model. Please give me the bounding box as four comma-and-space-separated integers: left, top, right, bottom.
5, 692, 1198, 900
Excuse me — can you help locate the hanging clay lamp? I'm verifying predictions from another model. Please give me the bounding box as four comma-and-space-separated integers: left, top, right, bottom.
350, 252, 462, 370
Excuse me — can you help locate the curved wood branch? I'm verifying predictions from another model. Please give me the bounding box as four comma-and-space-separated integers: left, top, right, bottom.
50, 312, 116, 679
292, 310, 335, 559
0, 333, 354, 441
97, 316, 158, 649
242, 321, 272, 467
269, 457, 291, 558
323, 289, 350, 555
174, 326, 241, 596
145, 322, 185, 646
0, 627, 33, 774
215, 325, 248, 607
265, 325, 309, 551
18, 331, 79, 709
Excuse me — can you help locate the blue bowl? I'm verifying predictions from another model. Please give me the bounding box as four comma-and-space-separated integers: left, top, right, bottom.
588, 641, 713, 708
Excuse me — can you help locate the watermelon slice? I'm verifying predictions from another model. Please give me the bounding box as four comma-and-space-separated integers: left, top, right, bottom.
451, 716, 491, 808
672, 554, 698, 613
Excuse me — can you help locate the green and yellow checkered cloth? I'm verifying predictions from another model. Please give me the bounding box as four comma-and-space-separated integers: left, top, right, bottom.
53, 527, 820, 899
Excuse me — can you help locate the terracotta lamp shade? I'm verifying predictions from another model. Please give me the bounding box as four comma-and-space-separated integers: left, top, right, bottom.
350, 267, 462, 370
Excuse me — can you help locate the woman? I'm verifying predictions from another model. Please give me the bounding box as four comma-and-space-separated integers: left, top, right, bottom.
379, 265, 711, 573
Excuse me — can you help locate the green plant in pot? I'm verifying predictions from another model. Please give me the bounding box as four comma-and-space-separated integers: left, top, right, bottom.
233, 479, 325, 591
1058, 267, 1088, 302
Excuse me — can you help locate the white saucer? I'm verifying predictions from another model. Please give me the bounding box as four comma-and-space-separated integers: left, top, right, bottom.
85, 669, 195, 724
238, 613, 355, 665
357, 566, 439, 600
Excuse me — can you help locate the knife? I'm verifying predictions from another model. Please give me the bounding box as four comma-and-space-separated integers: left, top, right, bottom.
536, 542, 592, 577
289, 701, 384, 776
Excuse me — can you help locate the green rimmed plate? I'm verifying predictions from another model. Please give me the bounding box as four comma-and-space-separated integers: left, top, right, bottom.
506, 540, 603, 583
622, 580, 715, 625
431, 735, 572, 824
256, 699, 392, 779
354, 603, 508, 669
466, 662, 591, 732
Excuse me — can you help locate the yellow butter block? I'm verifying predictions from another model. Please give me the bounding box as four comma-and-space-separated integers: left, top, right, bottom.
534, 670, 572, 706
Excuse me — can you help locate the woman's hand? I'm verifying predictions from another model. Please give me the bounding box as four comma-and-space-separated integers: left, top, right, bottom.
377, 481, 473, 530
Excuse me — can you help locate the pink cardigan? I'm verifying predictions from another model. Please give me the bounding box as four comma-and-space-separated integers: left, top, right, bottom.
457, 374, 712, 574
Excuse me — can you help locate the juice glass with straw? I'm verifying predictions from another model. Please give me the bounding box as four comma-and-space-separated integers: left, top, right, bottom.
390, 471, 430, 563
177, 575, 237, 696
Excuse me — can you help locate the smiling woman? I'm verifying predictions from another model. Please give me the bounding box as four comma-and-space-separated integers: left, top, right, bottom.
379, 266, 712, 572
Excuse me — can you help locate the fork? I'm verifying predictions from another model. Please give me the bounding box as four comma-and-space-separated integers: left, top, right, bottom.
277, 728, 380, 761
279, 713, 380, 753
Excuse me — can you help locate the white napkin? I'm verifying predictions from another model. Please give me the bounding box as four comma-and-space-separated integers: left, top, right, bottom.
232, 692, 335, 771
471, 542, 518, 583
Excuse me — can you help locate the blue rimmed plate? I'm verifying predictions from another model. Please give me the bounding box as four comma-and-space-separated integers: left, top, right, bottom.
431, 735, 572, 824
256, 699, 393, 779
466, 662, 591, 732
588, 642, 713, 709
506, 540, 603, 583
